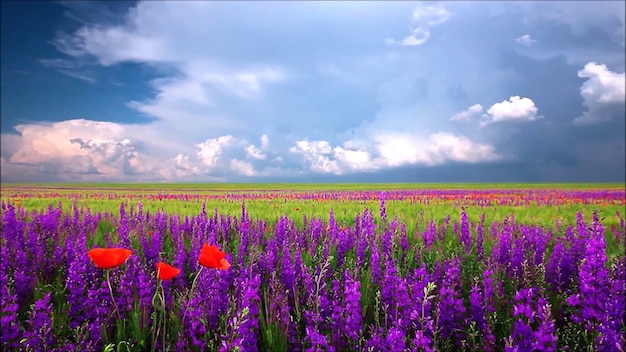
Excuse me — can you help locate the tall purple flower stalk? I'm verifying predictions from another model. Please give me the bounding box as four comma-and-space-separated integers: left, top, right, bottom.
460, 209, 472, 255
379, 195, 387, 222
469, 280, 496, 351
506, 288, 557, 352
567, 213, 620, 350
436, 258, 467, 347
238, 271, 262, 351
0, 283, 20, 350
342, 270, 363, 348
22, 293, 54, 350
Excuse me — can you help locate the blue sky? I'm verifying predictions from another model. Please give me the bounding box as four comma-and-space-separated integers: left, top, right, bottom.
1, 1, 624, 183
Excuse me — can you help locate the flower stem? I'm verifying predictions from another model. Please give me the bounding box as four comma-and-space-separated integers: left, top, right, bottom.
106, 270, 123, 322
181, 266, 203, 324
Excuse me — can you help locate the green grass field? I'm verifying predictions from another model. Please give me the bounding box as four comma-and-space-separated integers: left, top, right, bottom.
2, 183, 624, 229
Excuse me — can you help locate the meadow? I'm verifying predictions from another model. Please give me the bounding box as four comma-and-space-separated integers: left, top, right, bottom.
0, 183, 624, 352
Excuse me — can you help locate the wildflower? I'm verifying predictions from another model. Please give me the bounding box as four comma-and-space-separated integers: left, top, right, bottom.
155, 261, 181, 281
86, 247, 132, 323
295, 207, 300, 211
87, 247, 132, 269
23, 293, 53, 350
198, 244, 231, 270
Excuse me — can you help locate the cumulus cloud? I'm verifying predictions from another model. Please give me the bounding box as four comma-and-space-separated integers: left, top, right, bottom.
573, 62, 626, 125
2, 119, 179, 181
0, 118, 286, 182
246, 145, 266, 160
515, 34, 537, 46
230, 159, 257, 176
290, 132, 501, 175
385, 3, 451, 46
196, 135, 235, 170
481, 96, 540, 126
260, 134, 270, 149
451, 104, 483, 121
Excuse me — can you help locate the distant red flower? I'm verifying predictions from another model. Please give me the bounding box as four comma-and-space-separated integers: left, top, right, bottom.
87, 247, 132, 269
198, 244, 231, 270
295, 207, 300, 211
155, 261, 180, 280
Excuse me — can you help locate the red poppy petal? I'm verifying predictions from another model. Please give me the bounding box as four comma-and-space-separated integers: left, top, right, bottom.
87, 247, 132, 269
156, 262, 180, 280
217, 258, 231, 271
198, 244, 229, 269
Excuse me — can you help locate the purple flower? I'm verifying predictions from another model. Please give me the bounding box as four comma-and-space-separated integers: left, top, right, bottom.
0, 284, 20, 350
381, 259, 410, 329
370, 245, 382, 286
422, 220, 437, 250
342, 270, 363, 345
328, 279, 344, 349
23, 293, 54, 350
237, 271, 261, 351
411, 329, 435, 352
566, 213, 612, 348
508, 288, 557, 352
597, 259, 626, 351
436, 258, 467, 346
304, 325, 334, 352
385, 326, 407, 352
379, 196, 387, 222
365, 327, 385, 352
460, 209, 472, 255
469, 280, 496, 352
545, 239, 571, 293
533, 299, 557, 352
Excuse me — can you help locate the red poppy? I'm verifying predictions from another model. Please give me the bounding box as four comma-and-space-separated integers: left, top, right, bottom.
198, 244, 231, 270
155, 261, 180, 280
87, 247, 132, 269
295, 207, 300, 211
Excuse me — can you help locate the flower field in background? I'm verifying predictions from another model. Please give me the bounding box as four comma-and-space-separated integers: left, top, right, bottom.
0, 184, 625, 351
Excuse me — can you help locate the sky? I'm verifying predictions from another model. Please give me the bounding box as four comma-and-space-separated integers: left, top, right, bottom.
1, 0, 625, 183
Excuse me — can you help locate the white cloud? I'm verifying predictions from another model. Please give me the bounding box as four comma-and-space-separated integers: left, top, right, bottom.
387, 3, 451, 46
451, 104, 483, 121
0, 118, 286, 182
515, 34, 537, 46
289, 140, 334, 155
482, 96, 539, 126
2, 119, 181, 181
374, 132, 500, 167
196, 135, 234, 169
125, 62, 289, 138
573, 62, 626, 126
260, 134, 270, 150
290, 132, 501, 175
246, 145, 266, 160
230, 159, 257, 176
